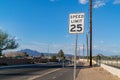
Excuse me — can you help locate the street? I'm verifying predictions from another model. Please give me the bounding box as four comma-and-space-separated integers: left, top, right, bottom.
0, 63, 80, 80
34, 67, 80, 80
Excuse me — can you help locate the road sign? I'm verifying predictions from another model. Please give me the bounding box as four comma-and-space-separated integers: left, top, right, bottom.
69, 13, 85, 34
69, 13, 85, 80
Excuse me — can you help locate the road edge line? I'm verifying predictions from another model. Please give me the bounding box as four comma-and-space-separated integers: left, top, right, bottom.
27, 68, 61, 80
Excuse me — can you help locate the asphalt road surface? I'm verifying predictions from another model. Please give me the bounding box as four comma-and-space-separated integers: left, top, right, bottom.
0, 63, 81, 80
34, 67, 80, 80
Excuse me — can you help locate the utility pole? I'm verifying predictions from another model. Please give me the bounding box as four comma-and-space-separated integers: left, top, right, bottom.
86, 34, 89, 62
48, 44, 50, 58
83, 44, 84, 61
79, 47, 80, 60
89, 0, 93, 67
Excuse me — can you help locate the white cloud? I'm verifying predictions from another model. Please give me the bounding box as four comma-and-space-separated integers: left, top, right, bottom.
0, 26, 2, 29
113, 0, 120, 4
92, 44, 120, 55
65, 35, 70, 38
14, 37, 21, 41
100, 40, 104, 43
30, 41, 48, 46
93, 1, 106, 8
93, 45, 97, 49
79, 0, 88, 4
18, 41, 81, 54
79, 0, 107, 8
112, 50, 120, 53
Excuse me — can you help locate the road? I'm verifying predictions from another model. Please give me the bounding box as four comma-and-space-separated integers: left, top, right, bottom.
0, 63, 81, 80
34, 66, 80, 80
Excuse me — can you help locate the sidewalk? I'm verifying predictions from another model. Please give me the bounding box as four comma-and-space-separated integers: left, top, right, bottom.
76, 62, 120, 80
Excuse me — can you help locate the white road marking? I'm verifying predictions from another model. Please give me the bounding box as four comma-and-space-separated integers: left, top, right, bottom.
27, 68, 61, 80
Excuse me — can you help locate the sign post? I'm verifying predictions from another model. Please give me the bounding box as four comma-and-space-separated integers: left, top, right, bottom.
69, 13, 85, 80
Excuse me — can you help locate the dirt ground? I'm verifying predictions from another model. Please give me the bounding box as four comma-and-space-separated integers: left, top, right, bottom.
76, 62, 120, 80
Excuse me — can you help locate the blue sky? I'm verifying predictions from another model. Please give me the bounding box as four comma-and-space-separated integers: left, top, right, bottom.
0, 0, 120, 56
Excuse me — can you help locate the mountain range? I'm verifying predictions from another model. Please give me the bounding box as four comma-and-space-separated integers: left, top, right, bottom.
18, 49, 73, 57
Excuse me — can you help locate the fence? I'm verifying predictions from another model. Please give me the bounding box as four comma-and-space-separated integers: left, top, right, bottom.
99, 56, 120, 68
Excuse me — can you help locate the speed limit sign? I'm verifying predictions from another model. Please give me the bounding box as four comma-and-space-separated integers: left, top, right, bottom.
69, 13, 85, 34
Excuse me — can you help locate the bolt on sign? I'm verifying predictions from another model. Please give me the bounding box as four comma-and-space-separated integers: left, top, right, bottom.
69, 13, 85, 34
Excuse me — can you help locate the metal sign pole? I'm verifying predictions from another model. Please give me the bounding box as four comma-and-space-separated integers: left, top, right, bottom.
74, 34, 78, 80
69, 13, 85, 80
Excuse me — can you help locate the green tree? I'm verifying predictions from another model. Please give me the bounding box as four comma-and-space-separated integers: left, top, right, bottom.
0, 29, 18, 56
21, 52, 29, 57
51, 55, 56, 62
58, 49, 64, 60
40, 53, 44, 58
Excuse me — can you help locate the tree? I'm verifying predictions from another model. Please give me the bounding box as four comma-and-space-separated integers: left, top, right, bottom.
21, 52, 29, 57
0, 29, 18, 56
51, 55, 56, 62
58, 49, 64, 60
40, 53, 44, 58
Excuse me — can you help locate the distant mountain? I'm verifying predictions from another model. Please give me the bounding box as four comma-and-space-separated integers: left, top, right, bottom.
18, 49, 41, 57
18, 49, 73, 57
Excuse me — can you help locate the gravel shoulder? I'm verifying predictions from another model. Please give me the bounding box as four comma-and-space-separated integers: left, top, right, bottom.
76, 62, 120, 80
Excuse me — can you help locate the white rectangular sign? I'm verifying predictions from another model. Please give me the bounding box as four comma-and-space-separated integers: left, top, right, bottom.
69, 13, 85, 34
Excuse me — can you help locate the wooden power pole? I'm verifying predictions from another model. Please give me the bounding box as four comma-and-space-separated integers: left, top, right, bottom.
89, 0, 92, 67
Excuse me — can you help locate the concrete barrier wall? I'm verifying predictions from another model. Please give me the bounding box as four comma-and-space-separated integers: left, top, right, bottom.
78, 59, 120, 78
101, 63, 120, 78
93, 60, 120, 78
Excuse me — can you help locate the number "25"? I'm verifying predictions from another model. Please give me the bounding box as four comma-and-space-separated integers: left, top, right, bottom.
70, 24, 82, 32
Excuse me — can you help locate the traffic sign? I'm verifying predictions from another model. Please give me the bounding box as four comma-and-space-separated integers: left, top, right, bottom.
69, 13, 85, 34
